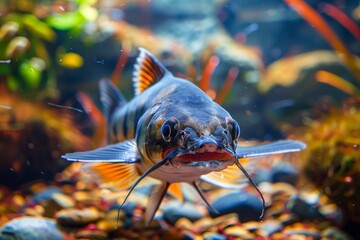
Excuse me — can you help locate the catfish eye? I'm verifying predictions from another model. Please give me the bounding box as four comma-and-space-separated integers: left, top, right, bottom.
226, 118, 240, 140
161, 117, 180, 142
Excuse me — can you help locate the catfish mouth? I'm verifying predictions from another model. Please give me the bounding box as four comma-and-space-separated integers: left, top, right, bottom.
176, 151, 234, 162
164, 140, 236, 168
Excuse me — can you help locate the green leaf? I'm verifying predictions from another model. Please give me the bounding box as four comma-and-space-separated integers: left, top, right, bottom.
46, 12, 85, 30
23, 14, 56, 41
76, 0, 97, 5
6, 75, 19, 91
19, 60, 42, 89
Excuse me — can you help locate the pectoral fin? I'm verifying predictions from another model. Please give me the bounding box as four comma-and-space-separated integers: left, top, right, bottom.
236, 140, 306, 158
145, 182, 169, 224
200, 163, 250, 189
82, 162, 140, 189
62, 140, 139, 163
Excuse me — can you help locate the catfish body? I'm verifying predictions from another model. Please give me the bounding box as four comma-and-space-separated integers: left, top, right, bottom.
63, 48, 306, 223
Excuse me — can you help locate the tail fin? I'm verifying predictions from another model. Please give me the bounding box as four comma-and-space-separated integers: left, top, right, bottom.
99, 79, 127, 139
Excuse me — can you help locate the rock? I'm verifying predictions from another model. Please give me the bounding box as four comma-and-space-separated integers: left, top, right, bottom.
257, 219, 283, 237
287, 195, 322, 220
321, 227, 350, 239
162, 201, 206, 225
174, 217, 193, 230
224, 225, 254, 239
209, 191, 263, 222
75, 228, 108, 239
0, 217, 63, 240
203, 232, 226, 240
55, 207, 101, 226
51, 193, 75, 209
33, 187, 63, 203
270, 162, 298, 185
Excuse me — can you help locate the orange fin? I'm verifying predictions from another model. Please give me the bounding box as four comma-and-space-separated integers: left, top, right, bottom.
132, 48, 169, 95
168, 183, 184, 202
200, 164, 250, 189
145, 182, 169, 224
82, 162, 139, 189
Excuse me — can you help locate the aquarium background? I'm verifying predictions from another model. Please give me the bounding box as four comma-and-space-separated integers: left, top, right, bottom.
0, 0, 359, 239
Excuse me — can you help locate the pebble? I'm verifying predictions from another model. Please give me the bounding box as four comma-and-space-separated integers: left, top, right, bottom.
33, 187, 62, 203
257, 219, 283, 237
203, 232, 226, 240
75, 229, 108, 239
0, 217, 63, 240
242, 221, 260, 232
321, 227, 350, 239
174, 217, 193, 230
224, 225, 254, 239
270, 162, 298, 185
209, 191, 263, 222
51, 193, 75, 209
55, 207, 101, 226
162, 201, 206, 225
287, 195, 322, 220
283, 224, 321, 238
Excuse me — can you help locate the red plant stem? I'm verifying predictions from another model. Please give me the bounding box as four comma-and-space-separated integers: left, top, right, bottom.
284, 0, 360, 80
199, 55, 220, 92
77, 92, 106, 147
319, 3, 360, 41
111, 41, 131, 85
216, 67, 239, 104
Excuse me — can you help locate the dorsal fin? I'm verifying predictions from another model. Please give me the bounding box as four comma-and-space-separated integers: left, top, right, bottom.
132, 48, 169, 95
99, 79, 127, 139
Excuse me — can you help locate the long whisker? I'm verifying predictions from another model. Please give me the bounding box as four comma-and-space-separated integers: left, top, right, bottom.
115, 148, 182, 229
235, 160, 265, 219
192, 181, 219, 214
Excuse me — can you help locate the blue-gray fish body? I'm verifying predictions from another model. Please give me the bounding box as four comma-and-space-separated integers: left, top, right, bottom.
63, 48, 306, 223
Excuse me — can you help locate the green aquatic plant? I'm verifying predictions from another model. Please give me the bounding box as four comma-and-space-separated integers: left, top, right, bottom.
294, 99, 360, 224
0, 0, 98, 99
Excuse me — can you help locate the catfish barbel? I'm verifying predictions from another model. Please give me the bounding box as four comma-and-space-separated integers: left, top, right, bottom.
63, 48, 306, 223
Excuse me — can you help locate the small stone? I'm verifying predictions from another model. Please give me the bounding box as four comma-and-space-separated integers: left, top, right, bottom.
270, 182, 298, 202
56, 207, 101, 226
242, 221, 260, 232
73, 191, 93, 203
270, 162, 298, 185
0, 217, 63, 240
266, 202, 285, 218
213, 213, 238, 230
321, 227, 350, 239
97, 219, 120, 232
175, 217, 193, 230
24, 205, 45, 217
283, 224, 320, 238
33, 187, 62, 203
51, 193, 75, 209
193, 217, 217, 233
203, 232, 226, 240
319, 203, 343, 223
287, 195, 322, 220
224, 225, 253, 239
209, 191, 263, 222
257, 219, 282, 237
162, 201, 206, 225
76, 229, 108, 239
277, 213, 297, 225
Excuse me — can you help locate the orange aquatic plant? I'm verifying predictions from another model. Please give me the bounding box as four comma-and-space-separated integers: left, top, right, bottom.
284, 0, 360, 80
316, 70, 360, 96
215, 66, 239, 104
319, 3, 360, 41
